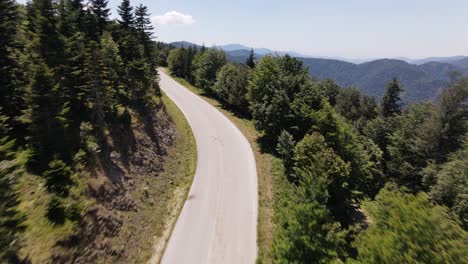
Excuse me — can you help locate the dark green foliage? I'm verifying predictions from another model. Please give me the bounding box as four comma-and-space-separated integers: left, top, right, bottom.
0, 0, 20, 119
212, 63, 250, 111
167, 47, 196, 79
353, 187, 468, 263
134, 4, 153, 38
301, 57, 461, 103
293, 133, 351, 212
192, 48, 227, 92
245, 48, 255, 69
155, 41, 172, 67
276, 130, 295, 174
426, 142, 468, 228
386, 103, 438, 190
90, 0, 110, 34
272, 133, 349, 263
27, 62, 69, 169
46, 195, 66, 224
380, 78, 403, 117
0, 113, 24, 262
42, 159, 73, 197
247, 55, 311, 144
335, 88, 363, 122
272, 200, 347, 264
0, 1, 161, 257
360, 95, 379, 120
28, 0, 64, 69
316, 79, 340, 106
117, 0, 134, 28
434, 77, 468, 159
335, 88, 378, 123
385, 78, 467, 191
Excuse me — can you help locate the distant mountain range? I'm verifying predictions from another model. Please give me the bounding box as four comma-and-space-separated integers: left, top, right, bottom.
301, 58, 468, 103
168, 41, 468, 102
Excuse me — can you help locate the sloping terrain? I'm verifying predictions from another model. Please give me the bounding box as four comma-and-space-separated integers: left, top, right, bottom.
16, 98, 196, 263
301, 58, 466, 102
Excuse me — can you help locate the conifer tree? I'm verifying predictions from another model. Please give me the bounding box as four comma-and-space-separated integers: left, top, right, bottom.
0, 111, 24, 262
29, 0, 64, 69
27, 61, 67, 169
61, 31, 87, 149
134, 4, 153, 38
380, 78, 403, 117
0, 0, 19, 119
90, 0, 110, 34
117, 0, 134, 29
134, 4, 156, 67
246, 48, 255, 69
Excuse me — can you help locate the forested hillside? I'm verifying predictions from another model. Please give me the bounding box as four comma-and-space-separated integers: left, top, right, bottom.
300, 58, 468, 103
166, 45, 467, 263
168, 42, 467, 103
0, 0, 194, 263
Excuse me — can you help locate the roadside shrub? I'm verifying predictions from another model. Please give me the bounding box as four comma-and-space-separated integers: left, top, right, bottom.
212, 63, 250, 112
46, 195, 66, 224
42, 159, 73, 196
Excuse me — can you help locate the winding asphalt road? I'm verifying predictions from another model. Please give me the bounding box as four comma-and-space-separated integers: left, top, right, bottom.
159, 70, 258, 264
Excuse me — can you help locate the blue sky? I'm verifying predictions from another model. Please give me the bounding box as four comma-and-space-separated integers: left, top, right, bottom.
19, 0, 468, 59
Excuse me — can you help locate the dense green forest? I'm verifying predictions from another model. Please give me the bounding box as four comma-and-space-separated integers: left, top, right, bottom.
0, 0, 170, 262
1, 0, 467, 262
166, 46, 468, 263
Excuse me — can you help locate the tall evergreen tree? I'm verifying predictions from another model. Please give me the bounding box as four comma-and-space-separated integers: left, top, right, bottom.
434, 77, 468, 159
29, 0, 64, 69
0, 0, 19, 119
246, 48, 255, 69
134, 4, 156, 67
91, 0, 110, 34
380, 78, 403, 117
27, 61, 68, 170
117, 0, 134, 28
134, 4, 153, 38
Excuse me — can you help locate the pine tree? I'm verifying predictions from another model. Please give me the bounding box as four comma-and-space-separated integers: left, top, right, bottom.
0, 0, 19, 119
246, 48, 255, 68
61, 31, 87, 150
83, 41, 107, 131
29, 0, 64, 69
0, 111, 24, 262
380, 78, 403, 117
90, 0, 110, 34
100, 32, 124, 105
27, 61, 67, 170
134, 4, 153, 38
117, 0, 134, 28
134, 4, 156, 68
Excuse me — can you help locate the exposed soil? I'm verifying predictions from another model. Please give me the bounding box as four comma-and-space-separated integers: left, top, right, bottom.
51, 101, 177, 263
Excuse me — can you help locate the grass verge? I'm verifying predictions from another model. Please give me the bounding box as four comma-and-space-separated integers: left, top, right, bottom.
160, 68, 279, 263
146, 92, 197, 263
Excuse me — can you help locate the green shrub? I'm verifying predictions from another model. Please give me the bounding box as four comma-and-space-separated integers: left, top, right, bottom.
42, 159, 73, 196
46, 195, 66, 224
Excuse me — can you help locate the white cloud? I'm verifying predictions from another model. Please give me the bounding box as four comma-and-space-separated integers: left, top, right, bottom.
152, 11, 195, 25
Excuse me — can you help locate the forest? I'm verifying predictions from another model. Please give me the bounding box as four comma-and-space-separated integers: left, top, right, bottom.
1, 0, 467, 262
0, 0, 175, 262
165, 45, 468, 263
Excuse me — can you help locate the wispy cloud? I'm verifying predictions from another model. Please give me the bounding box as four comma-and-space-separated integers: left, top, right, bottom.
152, 11, 195, 25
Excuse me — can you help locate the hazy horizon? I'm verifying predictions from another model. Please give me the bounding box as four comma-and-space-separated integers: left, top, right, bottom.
17, 0, 468, 59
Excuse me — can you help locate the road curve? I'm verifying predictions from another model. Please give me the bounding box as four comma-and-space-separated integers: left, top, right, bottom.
159, 70, 258, 264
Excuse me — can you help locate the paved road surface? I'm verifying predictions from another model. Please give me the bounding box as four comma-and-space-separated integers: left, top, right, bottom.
159, 70, 258, 264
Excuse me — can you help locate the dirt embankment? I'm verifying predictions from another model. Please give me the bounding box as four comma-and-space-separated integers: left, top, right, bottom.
52, 101, 178, 263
